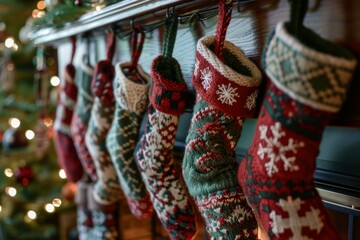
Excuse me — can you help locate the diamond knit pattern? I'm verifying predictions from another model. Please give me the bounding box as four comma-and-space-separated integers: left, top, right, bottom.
183, 36, 261, 239
71, 60, 98, 181
238, 22, 357, 240
85, 60, 122, 205
106, 62, 153, 219
53, 64, 84, 182
135, 56, 196, 240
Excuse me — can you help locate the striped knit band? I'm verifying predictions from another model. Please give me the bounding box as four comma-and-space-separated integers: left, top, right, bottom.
149, 55, 187, 116
114, 62, 150, 115
193, 36, 262, 117
265, 22, 357, 113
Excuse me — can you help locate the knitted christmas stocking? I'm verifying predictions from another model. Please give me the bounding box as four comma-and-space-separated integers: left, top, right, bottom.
87, 184, 118, 240
85, 32, 122, 205
136, 56, 196, 239
183, 34, 261, 239
106, 62, 153, 219
76, 181, 93, 240
238, 22, 357, 239
53, 38, 84, 183
71, 54, 98, 182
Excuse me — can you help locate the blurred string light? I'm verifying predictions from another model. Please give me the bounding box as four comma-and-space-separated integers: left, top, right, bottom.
50, 76, 60, 86
9, 118, 21, 128
5, 37, 14, 48
59, 169, 66, 179
27, 210, 37, 220
25, 130, 35, 140
52, 198, 62, 207
0, 205, 2, 212
5, 187, 17, 197
45, 203, 55, 213
4, 168, 13, 177
37, 1, 46, 10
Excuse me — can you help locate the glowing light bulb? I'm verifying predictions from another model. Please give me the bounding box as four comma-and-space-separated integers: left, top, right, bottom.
37, 10, 45, 18
45, 203, 55, 213
59, 169, 66, 179
25, 130, 35, 140
27, 210, 37, 220
95, 5, 101, 11
37, 1, 46, 10
4, 168, 13, 177
6, 187, 17, 197
5, 37, 14, 48
9, 118, 20, 128
50, 76, 60, 86
0, 205, 2, 212
52, 198, 62, 207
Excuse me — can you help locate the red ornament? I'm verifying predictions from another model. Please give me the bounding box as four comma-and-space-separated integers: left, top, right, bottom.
74, 0, 82, 6
15, 165, 34, 186
61, 182, 77, 202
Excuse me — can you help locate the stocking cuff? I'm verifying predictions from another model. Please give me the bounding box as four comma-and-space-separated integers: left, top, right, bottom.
149, 55, 187, 116
265, 22, 357, 112
114, 62, 151, 115
193, 36, 262, 117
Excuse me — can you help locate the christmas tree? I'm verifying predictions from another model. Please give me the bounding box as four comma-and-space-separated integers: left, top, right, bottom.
0, 1, 74, 239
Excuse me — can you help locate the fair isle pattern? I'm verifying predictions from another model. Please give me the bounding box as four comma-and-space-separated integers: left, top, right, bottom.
237, 85, 344, 239
90, 210, 118, 240
136, 106, 196, 240
265, 22, 357, 113
85, 97, 122, 204
183, 97, 258, 240
196, 188, 257, 240
77, 207, 92, 240
106, 62, 153, 219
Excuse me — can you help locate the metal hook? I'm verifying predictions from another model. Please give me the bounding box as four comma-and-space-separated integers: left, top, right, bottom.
166, 6, 176, 18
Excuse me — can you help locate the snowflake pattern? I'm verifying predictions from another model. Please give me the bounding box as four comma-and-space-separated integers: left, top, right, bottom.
257, 122, 305, 177
270, 197, 323, 238
245, 90, 258, 110
200, 67, 212, 90
216, 83, 239, 105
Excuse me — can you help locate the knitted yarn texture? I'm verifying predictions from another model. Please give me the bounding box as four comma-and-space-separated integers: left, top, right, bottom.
53, 63, 84, 182
183, 36, 261, 239
106, 62, 153, 219
238, 22, 357, 240
136, 55, 196, 240
85, 60, 122, 205
71, 57, 98, 181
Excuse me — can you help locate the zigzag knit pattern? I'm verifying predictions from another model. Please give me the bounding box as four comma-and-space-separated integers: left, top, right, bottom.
136, 56, 196, 240
54, 63, 84, 182
106, 62, 153, 219
238, 22, 357, 240
85, 60, 122, 205
71, 59, 98, 181
183, 36, 261, 239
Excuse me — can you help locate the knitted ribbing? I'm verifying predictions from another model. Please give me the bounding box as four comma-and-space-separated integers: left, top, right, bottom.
106, 62, 153, 219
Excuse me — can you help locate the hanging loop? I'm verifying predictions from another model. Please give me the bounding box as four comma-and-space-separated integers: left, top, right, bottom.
70, 36, 77, 64
288, 0, 309, 36
106, 28, 116, 61
214, 0, 233, 62
163, 15, 178, 58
